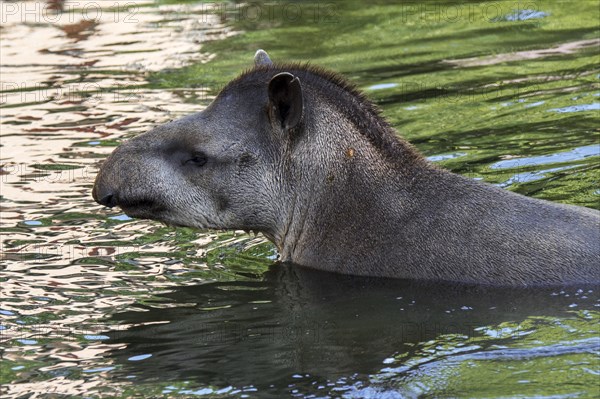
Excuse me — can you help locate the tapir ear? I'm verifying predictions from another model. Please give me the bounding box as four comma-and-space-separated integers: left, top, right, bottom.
268, 72, 303, 131
254, 49, 273, 66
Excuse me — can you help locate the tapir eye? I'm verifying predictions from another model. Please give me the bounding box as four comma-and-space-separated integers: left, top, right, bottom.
184, 152, 207, 167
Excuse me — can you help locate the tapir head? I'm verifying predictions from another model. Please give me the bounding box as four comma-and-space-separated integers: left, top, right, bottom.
92, 50, 304, 240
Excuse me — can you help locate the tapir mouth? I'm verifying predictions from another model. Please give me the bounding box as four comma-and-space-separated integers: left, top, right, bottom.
115, 198, 201, 229
118, 198, 168, 220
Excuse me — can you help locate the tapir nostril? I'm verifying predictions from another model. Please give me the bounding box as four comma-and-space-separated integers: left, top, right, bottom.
98, 193, 118, 208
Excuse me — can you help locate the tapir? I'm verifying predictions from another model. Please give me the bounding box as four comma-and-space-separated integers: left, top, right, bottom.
93, 50, 600, 286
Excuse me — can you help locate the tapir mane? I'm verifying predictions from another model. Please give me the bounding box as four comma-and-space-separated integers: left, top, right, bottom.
223, 62, 426, 167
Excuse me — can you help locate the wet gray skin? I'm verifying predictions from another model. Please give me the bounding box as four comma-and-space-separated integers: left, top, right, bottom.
93, 50, 600, 286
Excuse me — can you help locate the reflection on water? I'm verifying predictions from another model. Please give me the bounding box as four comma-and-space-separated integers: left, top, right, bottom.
1, 0, 599, 398
1, 1, 243, 397
490, 144, 599, 169
103, 266, 599, 398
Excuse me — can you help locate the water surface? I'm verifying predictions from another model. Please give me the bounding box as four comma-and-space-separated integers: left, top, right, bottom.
1, 1, 599, 398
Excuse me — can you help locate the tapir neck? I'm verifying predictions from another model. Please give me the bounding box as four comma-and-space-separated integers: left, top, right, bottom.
275, 142, 435, 274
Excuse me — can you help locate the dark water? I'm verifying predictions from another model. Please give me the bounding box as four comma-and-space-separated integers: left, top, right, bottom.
104, 267, 599, 398
1, 1, 599, 398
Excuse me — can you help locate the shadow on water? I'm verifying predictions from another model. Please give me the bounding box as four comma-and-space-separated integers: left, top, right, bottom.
105, 264, 599, 397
